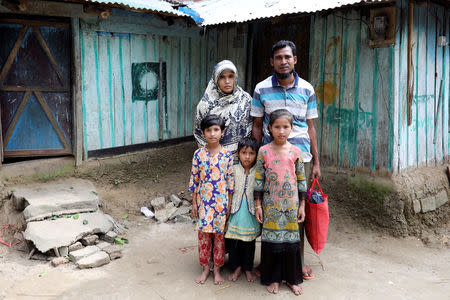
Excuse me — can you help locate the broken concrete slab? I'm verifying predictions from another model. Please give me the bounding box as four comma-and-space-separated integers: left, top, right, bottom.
101, 231, 117, 243
11, 178, 99, 222
174, 215, 193, 223
169, 206, 190, 220
81, 234, 99, 246
77, 251, 110, 269
103, 245, 122, 260
58, 246, 69, 257
69, 245, 100, 262
155, 203, 177, 223
170, 194, 182, 207
150, 197, 166, 211
52, 257, 69, 267
69, 242, 83, 252
435, 190, 448, 209
23, 212, 113, 253
96, 241, 111, 250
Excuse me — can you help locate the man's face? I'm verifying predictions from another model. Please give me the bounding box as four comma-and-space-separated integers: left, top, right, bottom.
270, 46, 297, 78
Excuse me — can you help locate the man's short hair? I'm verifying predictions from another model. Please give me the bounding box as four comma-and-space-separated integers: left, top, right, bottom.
271, 40, 297, 58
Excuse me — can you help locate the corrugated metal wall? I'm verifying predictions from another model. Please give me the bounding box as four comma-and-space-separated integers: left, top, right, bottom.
79, 14, 250, 156
394, 0, 449, 172
309, 1, 449, 174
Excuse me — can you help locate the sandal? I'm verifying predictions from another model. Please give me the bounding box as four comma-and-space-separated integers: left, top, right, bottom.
302, 265, 314, 280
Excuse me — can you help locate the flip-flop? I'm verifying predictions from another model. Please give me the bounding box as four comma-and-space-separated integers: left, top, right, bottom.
302, 265, 315, 280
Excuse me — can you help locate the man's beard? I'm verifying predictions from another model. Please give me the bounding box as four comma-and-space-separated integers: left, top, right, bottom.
275, 69, 293, 80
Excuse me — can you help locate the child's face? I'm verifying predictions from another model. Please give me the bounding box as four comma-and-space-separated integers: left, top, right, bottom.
238, 146, 257, 169
268, 116, 292, 143
202, 125, 224, 145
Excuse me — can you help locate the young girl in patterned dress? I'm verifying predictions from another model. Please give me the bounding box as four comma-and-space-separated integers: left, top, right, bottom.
254, 109, 307, 296
225, 137, 260, 282
189, 114, 234, 285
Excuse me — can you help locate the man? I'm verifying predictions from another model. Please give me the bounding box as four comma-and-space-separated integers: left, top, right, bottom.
251, 40, 320, 279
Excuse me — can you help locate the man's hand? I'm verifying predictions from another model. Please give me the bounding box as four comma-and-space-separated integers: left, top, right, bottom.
312, 163, 321, 180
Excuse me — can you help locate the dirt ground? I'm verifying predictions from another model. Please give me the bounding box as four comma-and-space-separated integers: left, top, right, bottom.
0, 142, 449, 299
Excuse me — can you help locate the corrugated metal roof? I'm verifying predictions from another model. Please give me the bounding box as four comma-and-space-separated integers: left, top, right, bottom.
186, 0, 390, 25
84, 0, 189, 17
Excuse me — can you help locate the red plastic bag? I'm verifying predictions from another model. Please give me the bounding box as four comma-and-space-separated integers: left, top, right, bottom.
304, 178, 329, 255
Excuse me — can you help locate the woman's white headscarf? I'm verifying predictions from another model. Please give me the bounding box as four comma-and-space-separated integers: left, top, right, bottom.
193, 60, 252, 154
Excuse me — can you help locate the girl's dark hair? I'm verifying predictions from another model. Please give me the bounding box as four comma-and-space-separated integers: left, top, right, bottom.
268, 109, 294, 127
237, 137, 259, 153
200, 114, 226, 131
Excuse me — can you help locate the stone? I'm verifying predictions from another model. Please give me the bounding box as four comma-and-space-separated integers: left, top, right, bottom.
81, 234, 99, 246
169, 206, 190, 220
182, 193, 193, 201
434, 190, 448, 209
58, 246, 69, 257
170, 194, 182, 207
181, 200, 191, 207
421, 196, 435, 213
155, 203, 178, 223
96, 241, 111, 250
174, 215, 193, 223
77, 251, 110, 269
69, 242, 83, 252
102, 231, 117, 243
412, 200, 421, 214
150, 197, 166, 211
10, 178, 99, 222
69, 245, 100, 262
103, 245, 122, 260
23, 212, 114, 253
51, 257, 69, 267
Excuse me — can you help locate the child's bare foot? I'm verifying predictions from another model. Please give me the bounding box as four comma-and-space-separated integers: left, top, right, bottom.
213, 266, 225, 285
287, 283, 303, 296
195, 266, 210, 284
228, 266, 241, 282
266, 282, 279, 294
245, 270, 255, 282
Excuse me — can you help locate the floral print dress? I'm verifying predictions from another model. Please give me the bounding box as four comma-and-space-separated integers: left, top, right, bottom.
188, 147, 234, 234
254, 144, 307, 243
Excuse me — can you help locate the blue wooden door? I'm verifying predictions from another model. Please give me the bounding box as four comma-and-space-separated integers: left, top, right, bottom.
0, 17, 72, 158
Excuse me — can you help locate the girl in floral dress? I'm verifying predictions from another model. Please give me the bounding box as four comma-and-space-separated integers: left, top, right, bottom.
254, 109, 307, 296
189, 114, 234, 285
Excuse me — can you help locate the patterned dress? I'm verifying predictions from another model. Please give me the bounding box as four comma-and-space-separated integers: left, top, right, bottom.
188, 147, 234, 234
254, 144, 307, 243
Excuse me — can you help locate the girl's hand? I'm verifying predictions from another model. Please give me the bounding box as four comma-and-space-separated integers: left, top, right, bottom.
191, 202, 198, 220
255, 207, 263, 224
297, 203, 305, 223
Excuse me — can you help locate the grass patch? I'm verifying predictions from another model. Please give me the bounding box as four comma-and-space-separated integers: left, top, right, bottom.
32, 165, 75, 182
348, 176, 395, 205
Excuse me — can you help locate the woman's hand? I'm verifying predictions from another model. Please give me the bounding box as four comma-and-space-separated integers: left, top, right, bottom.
191, 193, 198, 220
255, 207, 263, 224
297, 200, 305, 223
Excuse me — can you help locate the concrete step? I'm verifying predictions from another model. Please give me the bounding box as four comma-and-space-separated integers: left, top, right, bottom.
11, 178, 99, 222
23, 212, 114, 253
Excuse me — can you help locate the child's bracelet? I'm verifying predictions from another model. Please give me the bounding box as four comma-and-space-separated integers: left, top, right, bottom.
256, 206, 262, 209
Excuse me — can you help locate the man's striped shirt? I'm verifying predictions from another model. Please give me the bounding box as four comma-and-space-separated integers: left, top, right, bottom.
250, 72, 318, 162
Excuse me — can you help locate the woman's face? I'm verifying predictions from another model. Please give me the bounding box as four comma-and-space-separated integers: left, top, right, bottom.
217, 70, 235, 94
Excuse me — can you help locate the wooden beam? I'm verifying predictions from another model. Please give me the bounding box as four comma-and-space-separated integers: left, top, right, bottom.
0, 25, 28, 84
32, 26, 67, 87
83, 4, 111, 19
0, 85, 69, 92
3, 91, 31, 148
0, 18, 69, 28
4, 149, 71, 157
1, 0, 27, 12
34, 91, 71, 151
71, 17, 83, 165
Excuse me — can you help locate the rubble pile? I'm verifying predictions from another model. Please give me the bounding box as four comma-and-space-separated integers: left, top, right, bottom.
143, 192, 194, 224
9, 178, 125, 269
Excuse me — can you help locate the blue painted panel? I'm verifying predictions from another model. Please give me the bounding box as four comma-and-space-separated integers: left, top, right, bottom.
6, 94, 63, 150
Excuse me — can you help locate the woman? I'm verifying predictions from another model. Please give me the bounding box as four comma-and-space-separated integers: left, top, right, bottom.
194, 60, 252, 154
